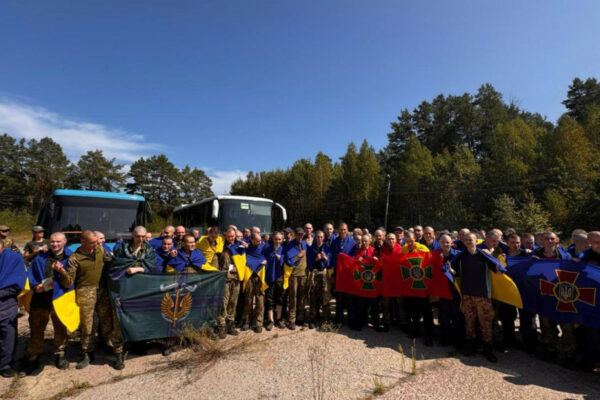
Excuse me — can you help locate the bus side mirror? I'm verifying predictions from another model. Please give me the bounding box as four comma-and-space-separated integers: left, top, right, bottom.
275, 203, 287, 223
211, 199, 219, 219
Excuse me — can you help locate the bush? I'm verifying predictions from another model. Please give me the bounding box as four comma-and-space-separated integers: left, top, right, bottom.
0, 209, 36, 236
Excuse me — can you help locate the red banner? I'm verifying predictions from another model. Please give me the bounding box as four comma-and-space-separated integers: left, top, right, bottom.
335, 254, 383, 298
381, 252, 452, 299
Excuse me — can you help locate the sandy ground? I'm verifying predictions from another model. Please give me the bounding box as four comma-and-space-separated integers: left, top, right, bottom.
1, 315, 599, 400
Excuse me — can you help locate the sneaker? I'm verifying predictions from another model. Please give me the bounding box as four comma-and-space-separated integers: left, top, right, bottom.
308, 322, 315, 329
287, 322, 296, 330
162, 347, 173, 356
265, 321, 274, 331
241, 324, 250, 331
253, 326, 263, 334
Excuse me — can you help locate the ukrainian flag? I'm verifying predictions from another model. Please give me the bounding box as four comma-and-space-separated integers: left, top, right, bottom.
196, 235, 224, 265
242, 243, 268, 292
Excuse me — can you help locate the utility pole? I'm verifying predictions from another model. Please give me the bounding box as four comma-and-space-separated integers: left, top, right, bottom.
384, 174, 391, 229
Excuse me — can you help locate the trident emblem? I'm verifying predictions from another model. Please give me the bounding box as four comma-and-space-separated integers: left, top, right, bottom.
160, 281, 198, 327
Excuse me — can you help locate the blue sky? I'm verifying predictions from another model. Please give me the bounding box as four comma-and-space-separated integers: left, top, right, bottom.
1, 1, 599, 193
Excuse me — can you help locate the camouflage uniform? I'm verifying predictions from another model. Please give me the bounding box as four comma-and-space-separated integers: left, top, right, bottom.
242, 275, 264, 328
96, 286, 123, 353
541, 318, 577, 355
460, 295, 495, 342
26, 307, 68, 358
216, 245, 241, 329
26, 250, 69, 359
308, 270, 330, 322
61, 245, 110, 353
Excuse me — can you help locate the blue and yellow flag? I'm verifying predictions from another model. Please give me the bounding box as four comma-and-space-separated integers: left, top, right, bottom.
26, 249, 80, 332
506, 257, 600, 328
242, 243, 267, 291
196, 235, 224, 266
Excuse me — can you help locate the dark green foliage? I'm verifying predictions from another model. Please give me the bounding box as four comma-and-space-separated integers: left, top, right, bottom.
0, 138, 213, 220
233, 78, 600, 234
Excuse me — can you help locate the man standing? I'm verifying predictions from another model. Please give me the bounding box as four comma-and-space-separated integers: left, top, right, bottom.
242, 233, 267, 333
331, 223, 356, 327
421, 226, 441, 251
449, 233, 504, 362
577, 231, 600, 371
216, 227, 243, 337
0, 226, 19, 253
196, 226, 223, 268
307, 230, 331, 329
23, 226, 48, 265
284, 228, 308, 330
0, 239, 26, 377
402, 232, 433, 346
263, 231, 285, 330
174, 226, 187, 249
436, 234, 464, 348
304, 223, 314, 247
323, 223, 337, 247
23, 233, 72, 374
168, 234, 207, 273
532, 231, 576, 366
148, 225, 175, 250
109, 226, 157, 369
56, 231, 110, 369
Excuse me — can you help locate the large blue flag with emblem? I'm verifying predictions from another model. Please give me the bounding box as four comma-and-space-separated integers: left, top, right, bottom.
506, 257, 600, 328
108, 272, 226, 341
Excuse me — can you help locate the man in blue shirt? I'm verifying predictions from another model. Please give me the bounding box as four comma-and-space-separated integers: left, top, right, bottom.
331, 223, 356, 328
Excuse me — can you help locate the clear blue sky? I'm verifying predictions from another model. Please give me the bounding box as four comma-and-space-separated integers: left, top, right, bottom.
1, 1, 599, 193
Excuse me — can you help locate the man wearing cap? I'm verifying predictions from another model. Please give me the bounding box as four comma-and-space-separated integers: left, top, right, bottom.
284, 227, 308, 329
393, 226, 405, 246
0, 226, 19, 253
23, 226, 49, 265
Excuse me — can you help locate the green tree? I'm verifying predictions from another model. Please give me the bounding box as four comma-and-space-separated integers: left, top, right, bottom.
70, 150, 126, 191
178, 165, 213, 204
25, 137, 70, 211
563, 77, 600, 121
127, 154, 180, 217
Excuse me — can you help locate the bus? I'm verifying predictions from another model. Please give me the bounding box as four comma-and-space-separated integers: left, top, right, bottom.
37, 189, 151, 249
173, 195, 287, 235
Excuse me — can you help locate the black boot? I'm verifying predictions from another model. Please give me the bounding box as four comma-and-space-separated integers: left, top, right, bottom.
462, 339, 475, 356
227, 322, 239, 336
113, 353, 125, 370
76, 352, 95, 369
55, 354, 69, 370
482, 343, 497, 363
24, 357, 43, 375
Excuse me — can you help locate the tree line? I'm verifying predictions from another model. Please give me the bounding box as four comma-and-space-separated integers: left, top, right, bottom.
0, 138, 213, 218
231, 78, 600, 236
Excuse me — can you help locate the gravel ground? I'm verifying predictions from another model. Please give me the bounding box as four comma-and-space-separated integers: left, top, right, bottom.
2, 315, 598, 400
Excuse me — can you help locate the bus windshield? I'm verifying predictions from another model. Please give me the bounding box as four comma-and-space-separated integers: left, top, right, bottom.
219, 199, 272, 233
50, 196, 142, 241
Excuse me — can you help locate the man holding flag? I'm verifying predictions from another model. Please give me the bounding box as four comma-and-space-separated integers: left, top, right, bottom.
242, 232, 267, 333
23, 232, 72, 374
448, 233, 504, 362
0, 239, 26, 378
331, 223, 356, 328
284, 228, 308, 330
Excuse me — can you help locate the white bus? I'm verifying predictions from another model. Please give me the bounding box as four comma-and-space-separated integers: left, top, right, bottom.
172, 195, 287, 234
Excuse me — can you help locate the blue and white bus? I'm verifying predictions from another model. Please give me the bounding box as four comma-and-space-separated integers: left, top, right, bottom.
37, 189, 150, 249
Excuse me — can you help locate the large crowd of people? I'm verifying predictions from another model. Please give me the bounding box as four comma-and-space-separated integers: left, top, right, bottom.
0, 222, 598, 379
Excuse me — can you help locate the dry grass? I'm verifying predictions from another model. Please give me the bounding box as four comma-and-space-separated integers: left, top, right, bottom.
371, 378, 387, 396
410, 339, 417, 375
0, 375, 24, 399
45, 380, 92, 400
308, 325, 338, 400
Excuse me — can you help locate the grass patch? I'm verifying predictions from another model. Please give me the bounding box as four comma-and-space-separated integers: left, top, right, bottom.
372, 378, 387, 396
0, 375, 24, 399
47, 380, 92, 400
